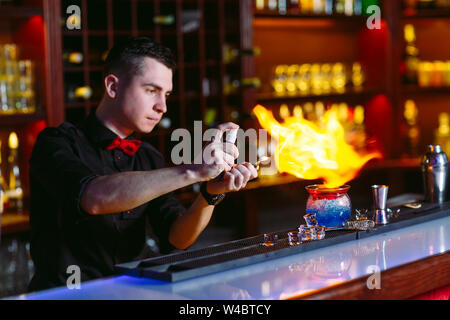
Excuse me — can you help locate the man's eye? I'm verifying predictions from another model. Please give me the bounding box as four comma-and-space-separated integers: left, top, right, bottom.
146, 89, 157, 95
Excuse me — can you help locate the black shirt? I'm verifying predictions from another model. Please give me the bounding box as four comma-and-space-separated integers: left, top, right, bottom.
28, 112, 186, 292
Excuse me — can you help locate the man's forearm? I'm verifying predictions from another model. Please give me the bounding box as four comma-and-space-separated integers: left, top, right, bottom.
169, 194, 215, 250
81, 164, 201, 215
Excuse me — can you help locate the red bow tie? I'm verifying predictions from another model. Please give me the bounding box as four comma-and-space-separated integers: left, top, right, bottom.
106, 136, 142, 156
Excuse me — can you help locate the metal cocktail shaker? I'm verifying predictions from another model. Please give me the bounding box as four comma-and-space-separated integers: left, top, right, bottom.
421, 145, 449, 204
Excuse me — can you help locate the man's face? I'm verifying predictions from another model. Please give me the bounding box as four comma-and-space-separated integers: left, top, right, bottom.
118, 57, 173, 134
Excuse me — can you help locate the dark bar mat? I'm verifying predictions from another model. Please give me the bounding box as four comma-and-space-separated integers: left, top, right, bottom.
115, 202, 450, 282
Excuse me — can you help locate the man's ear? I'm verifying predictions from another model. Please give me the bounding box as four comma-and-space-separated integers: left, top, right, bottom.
104, 74, 119, 99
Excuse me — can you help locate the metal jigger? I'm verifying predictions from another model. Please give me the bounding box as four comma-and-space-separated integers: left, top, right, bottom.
372, 185, 389, 225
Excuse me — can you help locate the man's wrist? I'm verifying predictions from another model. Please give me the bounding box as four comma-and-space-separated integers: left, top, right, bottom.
200, 182, 225, 206
184, 164, 205, 183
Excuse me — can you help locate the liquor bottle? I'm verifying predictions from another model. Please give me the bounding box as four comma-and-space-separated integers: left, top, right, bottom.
354, 0, 363, 15
403, 24, 420, 84
434, 112, 450, 156
324, 0, 334, 14
15, 60, 35, 113
7, 132, 23, 213
335, 0, 346, 14
352, 62, 365, 89
278, 0, 288, 14
268, 0, 278, 10
300, 0, 313, 13
0, 80, 15, 114
0, 140, 8, 215
255, 0, 266, 11
312, 0, 324, 14
63, 51, 84, 65
403, 100, 420, 157
286, 65, 299, 94
279, 104, 290, 120
344, 0, 354, 15
153, 15, 175, 25
293, 105, 303, 118
67, 85, 93, 102
352, 105, 367, 151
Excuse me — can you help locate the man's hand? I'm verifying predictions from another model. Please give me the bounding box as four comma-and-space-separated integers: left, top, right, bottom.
192, 122, 240, 181
206, 162, 258, 195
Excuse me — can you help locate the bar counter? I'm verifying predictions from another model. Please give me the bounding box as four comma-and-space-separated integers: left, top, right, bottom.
8, 211, 450, 300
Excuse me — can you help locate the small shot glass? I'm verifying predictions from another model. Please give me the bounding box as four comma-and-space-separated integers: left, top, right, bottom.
299, 225, 317, 241
313, 226, 326, 240
287, 230, 301, 246
263, 233, 278, 247
303, 213, 318, 227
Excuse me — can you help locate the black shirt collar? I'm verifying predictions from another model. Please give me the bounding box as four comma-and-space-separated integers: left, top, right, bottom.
79, 111, 137, 148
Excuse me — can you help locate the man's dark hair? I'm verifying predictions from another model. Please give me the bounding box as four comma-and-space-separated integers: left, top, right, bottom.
103, 37, 176, 80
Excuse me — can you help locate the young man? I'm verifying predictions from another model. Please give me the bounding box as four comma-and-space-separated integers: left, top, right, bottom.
28, 37, 257, 291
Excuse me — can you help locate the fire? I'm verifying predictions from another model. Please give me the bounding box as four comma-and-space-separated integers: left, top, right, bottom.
253, 104, 382, 188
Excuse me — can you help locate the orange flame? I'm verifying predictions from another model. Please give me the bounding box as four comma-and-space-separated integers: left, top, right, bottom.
253, 104, 382, 188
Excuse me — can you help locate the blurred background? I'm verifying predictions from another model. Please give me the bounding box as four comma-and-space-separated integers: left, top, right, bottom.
1, 0, 450, 297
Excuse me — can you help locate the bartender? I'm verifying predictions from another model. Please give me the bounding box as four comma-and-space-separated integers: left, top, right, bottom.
28, 37, 257, 291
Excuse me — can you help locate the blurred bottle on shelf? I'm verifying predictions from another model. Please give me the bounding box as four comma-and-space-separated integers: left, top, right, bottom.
15, 60, 35, 113
303, 102, 315, 121
403, 100, 420, 157
0, 80, 14, 114
315, 101, 325, 121
331, 63, 347, 93
352, 62, 365, 90
278, 0, 288, 14
293, 104, 303, 118
63, 51, 84, 65
445, 61, 450, 86
403, 24, 420, 85
335, 0, 346, 14
255, 0, 265, 10
0, 44, 36, 115
6, 132, 23, 213
297, 63, 311, 94
300, 0, 313, 13
0, 140, 7, 219
268, 0, 278, 10
153, 15, 175, 26
435, 112, 450, 156
350, 105, 367, 151
312, 0, 324, 14
223, 44, 261, 64
67, 85, 93, 102
321, 64, 332, 94
310, 63, 323, 95
286, 65, 299, 95
255, 0, 365, 15
272, 65, 288, 94
279, 103, 290, 120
